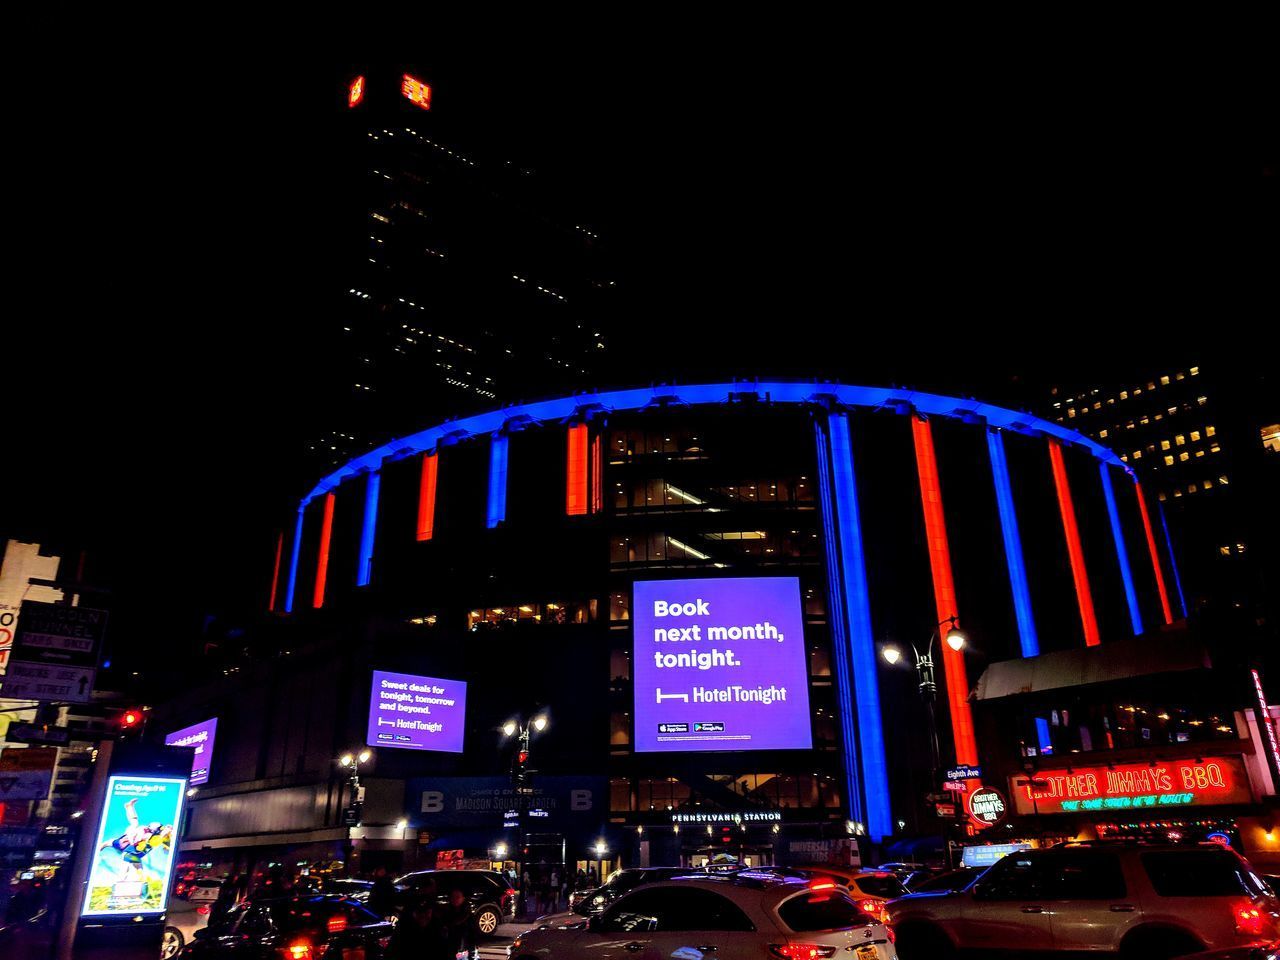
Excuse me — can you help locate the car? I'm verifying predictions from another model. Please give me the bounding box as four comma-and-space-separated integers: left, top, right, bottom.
320, 879, 373, 904
793, 865, 908, 922
876, 862, 928, 882
183, 895, 393, 959
394, 868, 515, 936
532, 867, 693, 930
163, 879, 225, 957
886, 842, 1280, 959
905, 868, 985, 894
508, 873, 898, 959
1181, 942, 1280, 960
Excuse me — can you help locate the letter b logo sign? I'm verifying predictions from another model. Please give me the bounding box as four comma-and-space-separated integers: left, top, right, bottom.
570, 789, 592, 811
420, 790, 444, 813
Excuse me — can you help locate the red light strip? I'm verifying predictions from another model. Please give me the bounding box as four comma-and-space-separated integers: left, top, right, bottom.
417, 451, 438, 541
348, 75, 364, 108
590, 434, 602, 514
268, 531, 283, 611
566, 423, 589, 515
312, 492, 335, 609
1047, 440, 1101, 646
910, 417, 978, 765
1134, 480, 1174, 624
402, 74, 432, 110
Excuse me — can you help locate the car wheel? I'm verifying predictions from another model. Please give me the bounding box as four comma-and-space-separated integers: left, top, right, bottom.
1120, 927, 1204, 960
160, 926, 184, 959
476, 906, 501, 935
893, 923, 955, 960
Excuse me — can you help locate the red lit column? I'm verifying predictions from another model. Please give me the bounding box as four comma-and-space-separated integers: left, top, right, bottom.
590, 434, 602, 514
268, 531, 283, 612
313, 492, 335, 609
566, 423, 589, 516
1047, 440, 1101, 646
910, 416, 979, 766
1134, 479, 1174, 625
417, 451, 439, 541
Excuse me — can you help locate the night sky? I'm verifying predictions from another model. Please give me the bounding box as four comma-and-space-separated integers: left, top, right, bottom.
4, 43, 1272, 664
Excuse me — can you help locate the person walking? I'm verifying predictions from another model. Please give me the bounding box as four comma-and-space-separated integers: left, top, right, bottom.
437, 888, 476, 959
389, 898, 442, 960
367, 866, 397, 920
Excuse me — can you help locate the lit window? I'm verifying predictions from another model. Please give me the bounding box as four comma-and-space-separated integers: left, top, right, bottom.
1203, 479, 1213, 489
348, 75, 365, 108
1262, 424, 1280, 453
1195, 450, 1204, 458
1210, 442, 1221, 453
1134, 387, 1144, 396
1190, 366, 1200, 375
1107, 398, 1116, 405
1179, 451, 1190, 462
1176, 372, 1186, 380
1160, 440, 1171, 451
1120, 391, 1129, 400
1140, 416, 1150, 425
1068, 408, 1076, 418
1175, 435, 1186, 446
1219, 475, 1229, 485
1158, 492, 1167, 501
1190, 430, 1201, 442
1164, 455, 1174, 466
1187, 484, 1197, 494
1206, 425, 1216, 437
1160, 375, 1170, 385
1147, 382, 1156, 390
1219, 545, 1231, 556
1093, 401, 1102, 410
1198, 396, 1208, 405
1132, 450, 1142, 460
402, 74, 432, 110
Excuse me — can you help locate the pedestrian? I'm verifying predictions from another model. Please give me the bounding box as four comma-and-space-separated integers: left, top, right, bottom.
368, 866, 397, 920
389, 897, 442, 960
437, 888, 476, 959
549, 866, 561, 912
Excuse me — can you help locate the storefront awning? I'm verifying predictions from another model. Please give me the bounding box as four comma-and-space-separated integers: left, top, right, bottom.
975, 629, 1210, 701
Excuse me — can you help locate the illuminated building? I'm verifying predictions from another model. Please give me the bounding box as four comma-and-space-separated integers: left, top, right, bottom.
304, 67, 615, 474
154, 380, 1258, 877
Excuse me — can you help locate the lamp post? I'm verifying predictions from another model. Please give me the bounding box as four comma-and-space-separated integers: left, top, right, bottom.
337, 749, 372, 875
882, 616, 967, 868
502, 714, 549, 917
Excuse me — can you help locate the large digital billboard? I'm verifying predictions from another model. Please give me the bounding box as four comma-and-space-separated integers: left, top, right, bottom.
164, 718, 218, 786
82, 775, 185, 916
367, 670, 467, 753
633, 577, 812, 752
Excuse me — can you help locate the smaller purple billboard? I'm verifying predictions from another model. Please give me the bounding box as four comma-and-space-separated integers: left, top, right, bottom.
634, 577, 812, 753
164, 718, 218, 786
367, 670, 467, 753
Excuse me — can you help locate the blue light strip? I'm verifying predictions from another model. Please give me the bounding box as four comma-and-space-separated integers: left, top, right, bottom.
357, 471, 380, 587
813, 418, 864, 831
1157, 500, 1188, 617
986, 429, 1040, 657
284, 508, 304, 614
302, 381, 1127, 506
487, 435, 509, 529
1035, 717, 1054, 756
1099, 463, 1143, 636
826, 413, 892, 841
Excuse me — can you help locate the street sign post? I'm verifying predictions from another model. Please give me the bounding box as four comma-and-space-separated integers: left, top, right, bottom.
946, 764, 982, 782
6, 722, 72, 746
0, 601, 106, 703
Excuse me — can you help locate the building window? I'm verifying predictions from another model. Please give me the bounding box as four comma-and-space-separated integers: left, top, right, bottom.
1262, 424, 1280, 454
1161, 440, 1171, 451
1164, 455, 1175, 466
1160, 375, 1171, 386
1206, 425, 1216, 437
1099, 429, 1109, 439
1190, 366, 1200, 375
1179, 451, 1190, 462
1175, 435, 1186, 446
1219, 475, 1230, 485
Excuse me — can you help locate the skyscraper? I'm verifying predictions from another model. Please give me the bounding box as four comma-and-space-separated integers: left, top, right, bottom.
304, 67, 615, 475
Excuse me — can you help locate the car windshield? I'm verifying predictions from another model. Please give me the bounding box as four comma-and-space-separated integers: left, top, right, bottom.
854, 874, 906, 898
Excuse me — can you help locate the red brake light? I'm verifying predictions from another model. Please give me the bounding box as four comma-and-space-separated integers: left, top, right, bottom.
768, 946, 837, 959
327, 915, 347, 933
857, 898, 889, 923
196, 905, 211, 916
1235, 899, 1267, 936
808, 880, 837, 891
282, 942, 312, 960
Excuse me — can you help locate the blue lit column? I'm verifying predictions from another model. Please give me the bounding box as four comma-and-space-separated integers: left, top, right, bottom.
986, 429, 1040, 657
818, 412, 892, 841
357, 471, 381, 587
284, 507, 304, 613
1157, 501, 1189, 617
1099, 463, 1143, 635
487, 434, 509, 529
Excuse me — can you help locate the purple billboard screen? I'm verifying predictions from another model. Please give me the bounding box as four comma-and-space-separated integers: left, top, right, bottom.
367, 670, 466, 753
164, 718, 217, 786
633, 577, 812, 752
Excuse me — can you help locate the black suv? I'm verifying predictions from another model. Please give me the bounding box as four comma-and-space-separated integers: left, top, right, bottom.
394, 869, 515, 935
185, 895, 393, 959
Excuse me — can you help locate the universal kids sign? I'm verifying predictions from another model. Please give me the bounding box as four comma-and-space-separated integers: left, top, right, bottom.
1010, 756, 1252, 815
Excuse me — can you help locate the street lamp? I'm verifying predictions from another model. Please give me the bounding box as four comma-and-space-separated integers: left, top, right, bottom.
337, 749, 373, 875
881, 615, 968, 867
501, 714, 550, 917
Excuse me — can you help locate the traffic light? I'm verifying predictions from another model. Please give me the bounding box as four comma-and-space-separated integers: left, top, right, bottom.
119, 707, 145, 739
513, 749, 529, 784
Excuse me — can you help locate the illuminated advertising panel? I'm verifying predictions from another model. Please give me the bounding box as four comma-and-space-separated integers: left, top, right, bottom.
164, 718, 218, 787
633, 577, 812, 752
401, 74, 432, 110
81, 775, 185, 916
1010, 755, 1252, 815
367, 670, 466, 752
348, 75, 364, 108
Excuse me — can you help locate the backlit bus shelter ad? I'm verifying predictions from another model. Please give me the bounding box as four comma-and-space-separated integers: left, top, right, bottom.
81, 775, 186, 916
634, 576, 812, 752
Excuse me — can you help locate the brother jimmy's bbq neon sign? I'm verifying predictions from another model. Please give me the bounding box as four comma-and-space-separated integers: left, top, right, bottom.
1010, 756, 1251, 815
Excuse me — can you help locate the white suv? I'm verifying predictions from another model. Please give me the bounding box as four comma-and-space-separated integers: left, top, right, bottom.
509, 873, 897, 959
886, 843, 1279, 959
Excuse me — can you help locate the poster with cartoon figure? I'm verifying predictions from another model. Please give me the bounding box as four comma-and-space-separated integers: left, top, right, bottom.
81, 775, 185, 916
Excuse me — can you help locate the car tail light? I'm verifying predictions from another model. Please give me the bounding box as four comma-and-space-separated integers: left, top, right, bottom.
376, 935, 392, 950
196, 905, 211, 916
327, 915, 347, 933
280, 941, 314, 960
768, 946, 837, 959
808, 880, 837, 891
1234, 899, 1268, 937
857, 898, 888, 923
